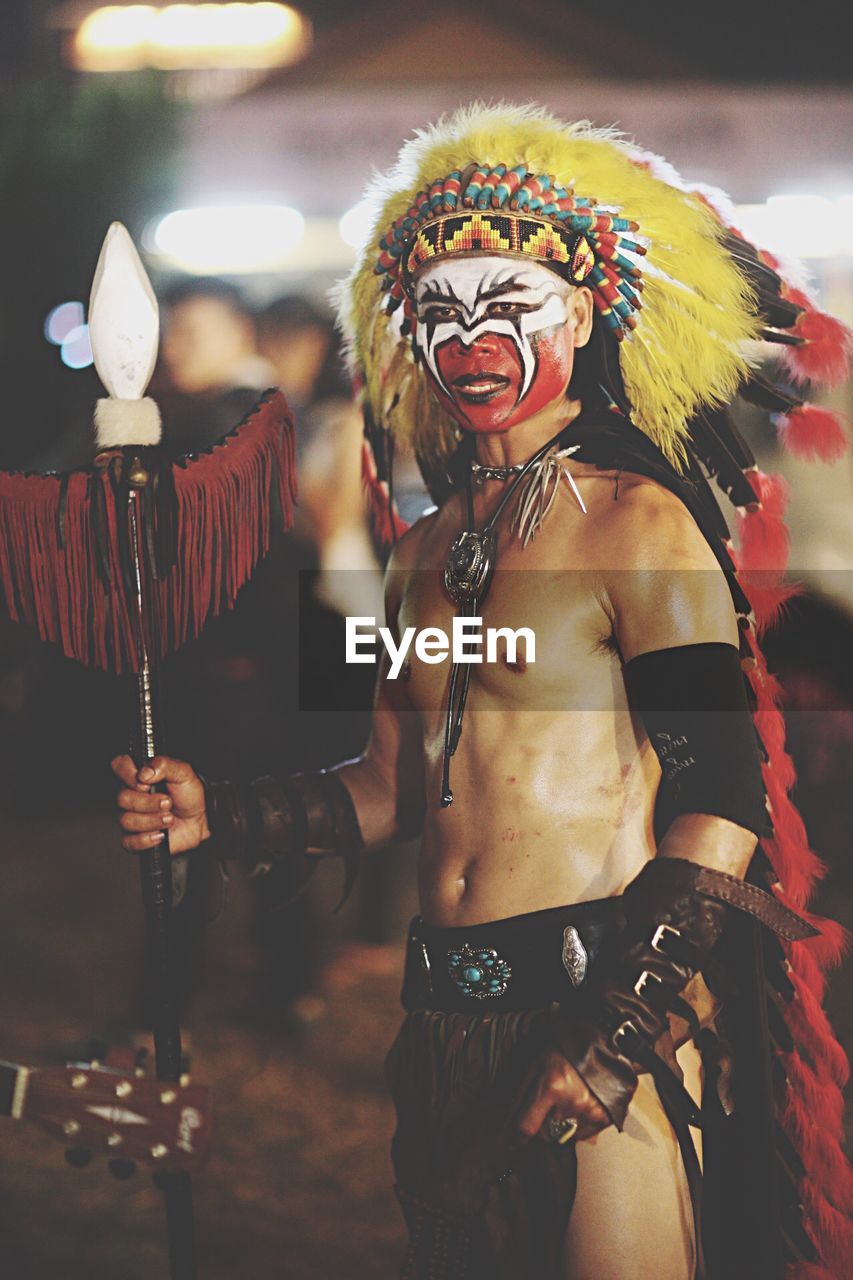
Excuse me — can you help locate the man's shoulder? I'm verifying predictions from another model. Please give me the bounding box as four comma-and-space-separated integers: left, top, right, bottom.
585, 470, 719, 572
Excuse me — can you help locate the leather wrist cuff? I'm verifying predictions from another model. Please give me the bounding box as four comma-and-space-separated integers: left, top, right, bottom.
551, 857, 815, 1129
203, 770, 364, 912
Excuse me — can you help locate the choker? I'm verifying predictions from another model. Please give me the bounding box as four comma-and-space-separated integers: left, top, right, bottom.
470, 460, 525, 483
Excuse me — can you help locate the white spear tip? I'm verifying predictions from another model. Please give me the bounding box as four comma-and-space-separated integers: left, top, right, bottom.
88, 220, 160, 419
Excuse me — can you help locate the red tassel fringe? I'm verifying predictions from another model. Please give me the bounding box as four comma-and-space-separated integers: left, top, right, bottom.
780, 291, 853, 389
776, 405, 849, 463
361, 438, 410, 548
0, 390, 296, 673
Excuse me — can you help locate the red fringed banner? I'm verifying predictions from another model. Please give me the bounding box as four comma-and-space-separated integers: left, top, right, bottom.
0, 389, 296, 674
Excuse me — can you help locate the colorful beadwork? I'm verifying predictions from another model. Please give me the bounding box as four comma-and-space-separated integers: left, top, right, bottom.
375, 163, 645, 341
447, 943, 513, 999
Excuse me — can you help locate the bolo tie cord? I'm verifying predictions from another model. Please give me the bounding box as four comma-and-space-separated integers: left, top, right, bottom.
439, 426, 569, 807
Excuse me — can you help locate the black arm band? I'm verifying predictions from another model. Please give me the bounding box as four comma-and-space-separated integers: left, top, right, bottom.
623, 641, 767, 838
204, 770, 364, 912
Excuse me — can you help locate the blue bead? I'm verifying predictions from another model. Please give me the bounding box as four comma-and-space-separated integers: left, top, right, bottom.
463, 966, 482, 983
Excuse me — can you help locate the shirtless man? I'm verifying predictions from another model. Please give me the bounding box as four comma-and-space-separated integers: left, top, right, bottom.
113, 115, 818, 1278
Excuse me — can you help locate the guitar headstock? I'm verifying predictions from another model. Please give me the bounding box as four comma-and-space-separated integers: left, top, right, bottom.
17, 1061, 211, 1175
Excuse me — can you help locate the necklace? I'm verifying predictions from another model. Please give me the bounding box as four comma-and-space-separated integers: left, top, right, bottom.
440, 427, 587, 805
470, 460, 525, 483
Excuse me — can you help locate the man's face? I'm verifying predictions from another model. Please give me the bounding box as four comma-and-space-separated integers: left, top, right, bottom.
413, 257, 578, 433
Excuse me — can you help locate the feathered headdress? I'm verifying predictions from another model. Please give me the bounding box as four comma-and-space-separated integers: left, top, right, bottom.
336, 102, 849, 545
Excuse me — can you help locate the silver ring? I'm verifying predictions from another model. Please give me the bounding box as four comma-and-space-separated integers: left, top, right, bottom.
547, 1114, 579, 1145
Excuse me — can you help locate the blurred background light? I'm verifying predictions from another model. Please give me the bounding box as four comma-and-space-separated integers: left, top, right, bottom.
44, 300, 86, 346
735, 195, 853, 260
339, 200, 376, 253
148, 202, 306, 272
58, 324, 94, 369
73, 3, 312, 73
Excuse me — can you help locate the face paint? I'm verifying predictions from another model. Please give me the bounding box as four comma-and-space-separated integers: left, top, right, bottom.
413, 257, 576, 433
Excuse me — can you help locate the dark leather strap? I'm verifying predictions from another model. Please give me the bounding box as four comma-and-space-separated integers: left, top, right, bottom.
694, 866, 816, 941
0, 1061, 21, 1118
204, 770, 364, 910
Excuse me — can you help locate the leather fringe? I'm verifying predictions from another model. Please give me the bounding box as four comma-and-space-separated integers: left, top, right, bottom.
0, 390, 296, 673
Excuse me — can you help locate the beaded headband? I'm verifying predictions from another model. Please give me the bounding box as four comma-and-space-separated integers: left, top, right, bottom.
374, 162, 647, 341
402, 212, 595, 289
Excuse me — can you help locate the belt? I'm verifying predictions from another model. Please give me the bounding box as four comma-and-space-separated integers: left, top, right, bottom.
401, 897, 625, 1013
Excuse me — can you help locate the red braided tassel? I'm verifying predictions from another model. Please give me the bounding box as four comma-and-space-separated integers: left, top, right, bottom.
741, 633, 853, 1274
776, 405, 849, 463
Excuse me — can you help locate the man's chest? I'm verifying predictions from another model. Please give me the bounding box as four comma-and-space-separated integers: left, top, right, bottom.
395, 558, 618, 713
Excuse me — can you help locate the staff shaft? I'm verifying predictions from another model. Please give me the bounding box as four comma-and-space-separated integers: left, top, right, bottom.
128, 482, 197, 1280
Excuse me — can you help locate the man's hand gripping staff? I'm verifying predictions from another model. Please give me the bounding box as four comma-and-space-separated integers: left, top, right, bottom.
112, 755, 364, 912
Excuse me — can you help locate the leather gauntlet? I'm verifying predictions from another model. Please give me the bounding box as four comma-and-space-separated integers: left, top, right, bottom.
550, 857, 816, 1129
203, 771, 363, 912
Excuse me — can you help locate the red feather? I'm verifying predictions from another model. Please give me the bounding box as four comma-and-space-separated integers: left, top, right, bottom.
361, 439, 410, 548
739, 576, 800, 632
736, 471, 790, 576
776, 405, 849, 463
780, 296, 853, 389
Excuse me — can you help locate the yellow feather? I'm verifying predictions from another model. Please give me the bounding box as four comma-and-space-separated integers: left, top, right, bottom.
336, 102, 760, 471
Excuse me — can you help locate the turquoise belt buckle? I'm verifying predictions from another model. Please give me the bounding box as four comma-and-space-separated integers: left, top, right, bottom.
447, 943, 512, 999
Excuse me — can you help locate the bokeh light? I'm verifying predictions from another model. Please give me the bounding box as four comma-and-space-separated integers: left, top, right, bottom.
44, 300, 86, 346
736, 195, 853, 260
339, 201, 376, 253
149, 203, 306, 273
59, 324, 94, 370
73, 3, 312, 73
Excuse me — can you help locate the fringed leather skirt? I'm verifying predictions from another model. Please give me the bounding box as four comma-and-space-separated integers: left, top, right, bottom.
384, 898, 626, 1280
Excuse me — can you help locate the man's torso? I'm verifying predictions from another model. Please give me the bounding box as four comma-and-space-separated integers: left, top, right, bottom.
389, 463, 663, 926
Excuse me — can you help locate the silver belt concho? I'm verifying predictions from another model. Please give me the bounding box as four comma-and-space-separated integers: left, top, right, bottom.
561, 925, 588, 987
447, 943, 512, 999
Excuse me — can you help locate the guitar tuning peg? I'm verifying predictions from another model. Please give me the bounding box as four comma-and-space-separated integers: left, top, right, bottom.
108, 1159, 137, 1181
65, 1147, 93, 1169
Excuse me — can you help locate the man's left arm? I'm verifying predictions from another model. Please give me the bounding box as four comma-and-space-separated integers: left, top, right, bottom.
519, 482, 815, 1144
608, 481, 762, 879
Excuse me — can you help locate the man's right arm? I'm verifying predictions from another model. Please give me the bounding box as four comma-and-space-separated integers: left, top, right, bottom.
112, 527, 426, 894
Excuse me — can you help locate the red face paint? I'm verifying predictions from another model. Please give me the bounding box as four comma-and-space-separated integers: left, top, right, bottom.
429, 325, 574, 433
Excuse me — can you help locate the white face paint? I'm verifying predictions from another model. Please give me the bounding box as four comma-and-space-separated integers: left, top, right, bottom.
413, 257, 571, 402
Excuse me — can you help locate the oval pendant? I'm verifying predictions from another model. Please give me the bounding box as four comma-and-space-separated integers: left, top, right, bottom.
443, 530, 496, 605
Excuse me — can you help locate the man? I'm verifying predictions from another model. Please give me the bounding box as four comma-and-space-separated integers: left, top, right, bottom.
113, 108, 848, 1278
